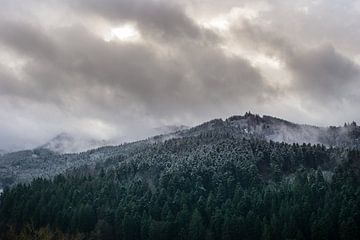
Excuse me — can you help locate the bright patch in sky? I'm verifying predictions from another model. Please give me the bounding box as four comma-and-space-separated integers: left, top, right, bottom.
79, 118, 116, 139
205, 16, 230, 31
104, 24, 140, 42
200, 7, 261, 31
354, 55, 360, 65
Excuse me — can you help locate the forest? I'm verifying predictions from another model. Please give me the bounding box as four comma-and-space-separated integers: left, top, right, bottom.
1, 130, 360, 239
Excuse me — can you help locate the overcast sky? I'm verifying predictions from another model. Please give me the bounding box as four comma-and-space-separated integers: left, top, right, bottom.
0, 0, 360, 150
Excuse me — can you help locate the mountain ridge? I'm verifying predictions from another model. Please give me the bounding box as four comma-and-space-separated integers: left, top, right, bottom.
0, 113, 359, 190
183, 112, 360, 148
39, 132, 110, 154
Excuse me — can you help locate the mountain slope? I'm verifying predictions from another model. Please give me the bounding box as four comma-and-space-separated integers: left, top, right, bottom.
184, 112, 360, 148
1, 113, 360, 190
0, 150, 7, 156
1, 116, 360, 239
40, 132, 109, 154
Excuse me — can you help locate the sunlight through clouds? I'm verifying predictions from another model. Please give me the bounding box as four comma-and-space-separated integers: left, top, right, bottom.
104, 24, 141, 42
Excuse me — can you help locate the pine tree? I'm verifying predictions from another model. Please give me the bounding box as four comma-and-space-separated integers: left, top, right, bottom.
189, 209, 205, 240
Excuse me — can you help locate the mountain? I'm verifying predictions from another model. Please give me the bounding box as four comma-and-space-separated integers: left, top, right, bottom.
185, 112, 360, 148
153, 125, 189, 135
1, 113, 360, 190
1, 113, 360, 239
0, 150, 7, 156
40, 126, 190, 154
39, 132, 110, 154
0, 125, 192, 190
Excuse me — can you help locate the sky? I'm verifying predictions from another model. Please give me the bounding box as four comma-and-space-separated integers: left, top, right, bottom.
0, 0, 360, 150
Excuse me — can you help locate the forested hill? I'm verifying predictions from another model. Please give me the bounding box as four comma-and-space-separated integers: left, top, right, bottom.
1, 113, 360, 191
1, 114, 360, 239
183, 113, 360, 148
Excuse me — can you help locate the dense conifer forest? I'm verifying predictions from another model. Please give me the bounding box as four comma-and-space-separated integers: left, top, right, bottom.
1, 128, 360, 239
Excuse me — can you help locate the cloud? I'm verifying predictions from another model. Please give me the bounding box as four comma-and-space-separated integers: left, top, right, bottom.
0, 5, 270, 149
70, 0, 204, 41
288, 45, 360, 104
232, 16, 360, 123
0, 20, 56, 61
0, 0, 359, 149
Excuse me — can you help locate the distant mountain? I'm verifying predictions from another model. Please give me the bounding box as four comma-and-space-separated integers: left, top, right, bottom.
0, 125, 189, 189
40, 126, 190, 154
153, 125, 189, 135
39, 132, 109, 154
185, 112, 360, 148
1, 113, 360, 190
0, 150, 7, 156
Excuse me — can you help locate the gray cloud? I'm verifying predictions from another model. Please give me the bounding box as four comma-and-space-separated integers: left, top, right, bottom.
0, 20, 56, 61
0, 0, 359, 150
288, 45, 360, 104
0, 21, 265, 114
70, 0, 203, 41
0, 15, 269, 149
233, 18, 360, 118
